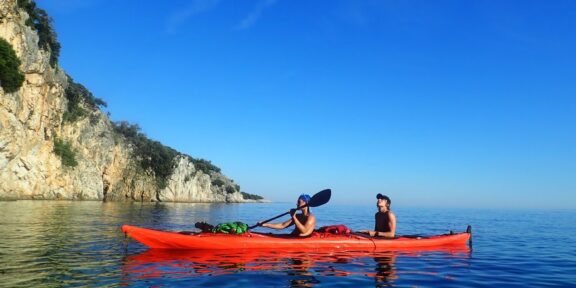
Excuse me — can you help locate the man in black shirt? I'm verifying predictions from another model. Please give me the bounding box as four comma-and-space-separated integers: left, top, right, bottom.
360, 193, 397, 238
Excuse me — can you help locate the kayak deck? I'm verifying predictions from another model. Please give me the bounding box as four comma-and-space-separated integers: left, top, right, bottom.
122, 225, 471, 250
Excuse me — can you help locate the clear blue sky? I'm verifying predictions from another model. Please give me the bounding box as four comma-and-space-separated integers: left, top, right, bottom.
37, 0, 575, 209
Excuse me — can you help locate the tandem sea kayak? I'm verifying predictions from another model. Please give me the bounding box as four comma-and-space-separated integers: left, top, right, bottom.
121, 225, 471, 250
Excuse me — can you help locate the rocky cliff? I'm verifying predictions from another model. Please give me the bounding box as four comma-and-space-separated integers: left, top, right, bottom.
0, 0, 260, 202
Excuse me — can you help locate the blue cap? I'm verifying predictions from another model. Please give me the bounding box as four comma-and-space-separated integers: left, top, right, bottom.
298, 194, 311, 204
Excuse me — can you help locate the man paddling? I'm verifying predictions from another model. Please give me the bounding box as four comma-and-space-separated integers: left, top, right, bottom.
259, 194, 316, 237
360, 193, 396, 238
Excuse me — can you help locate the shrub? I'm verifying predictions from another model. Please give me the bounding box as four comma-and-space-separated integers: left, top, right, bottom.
18, 0, 61, 67
112, 121, 177, 190
187, 156, 221, 174
225, 185, 235, 194
241, 192, 263, 200
53, 137, 78, 167
62, 106, 86, 123
89, 113, 100, 126
63, 75, 107, 123
66, 75, 107, 109
112, 121, 225, 192
0, 38, 25, 93
211, 179, 225, 187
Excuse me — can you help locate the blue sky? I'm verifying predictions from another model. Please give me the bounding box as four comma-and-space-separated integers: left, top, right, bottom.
37, 0, 575, 209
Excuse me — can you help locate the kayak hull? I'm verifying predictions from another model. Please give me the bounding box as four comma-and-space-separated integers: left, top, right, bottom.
121, 225, 471, 250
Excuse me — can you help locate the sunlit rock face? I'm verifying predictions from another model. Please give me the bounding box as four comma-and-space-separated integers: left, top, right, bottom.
0, 0, 255, 202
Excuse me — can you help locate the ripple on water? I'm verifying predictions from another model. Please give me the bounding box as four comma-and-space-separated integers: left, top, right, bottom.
1, 201, 575, 287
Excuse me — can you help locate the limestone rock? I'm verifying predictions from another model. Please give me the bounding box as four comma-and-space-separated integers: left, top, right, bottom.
0, 0, 261, 203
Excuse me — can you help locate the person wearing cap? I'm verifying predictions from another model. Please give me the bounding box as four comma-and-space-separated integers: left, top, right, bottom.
360, 193, 396, 238
259, 194, 316, 237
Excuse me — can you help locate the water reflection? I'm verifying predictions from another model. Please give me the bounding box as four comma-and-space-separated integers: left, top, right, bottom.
373, 253, 397, 287
121, 247, 470, 287
1, 201, 481, 287
0, 201, 129, 287
287, 257, 319, 287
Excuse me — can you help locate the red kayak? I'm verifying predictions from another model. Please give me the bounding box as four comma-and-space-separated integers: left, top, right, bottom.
121, 225, 471, 250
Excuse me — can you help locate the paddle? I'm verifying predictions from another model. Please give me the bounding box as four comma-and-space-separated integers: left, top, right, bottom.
248, 189, 331, 230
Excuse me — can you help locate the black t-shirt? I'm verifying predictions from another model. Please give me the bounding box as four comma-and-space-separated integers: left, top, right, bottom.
374, 211, 391, 232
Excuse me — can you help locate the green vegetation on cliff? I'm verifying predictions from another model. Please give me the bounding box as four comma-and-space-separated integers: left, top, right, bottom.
211, 179, 225, 187
53, 137, 78, 167
63, 75, 107, 123
187, 157, 221, 174
225, 185, 236, 194
112, 121, 177, 190
241, 192, 264, 200
112, 121, 222, 190
17, 0, 60, 67
0, 38, 25, 93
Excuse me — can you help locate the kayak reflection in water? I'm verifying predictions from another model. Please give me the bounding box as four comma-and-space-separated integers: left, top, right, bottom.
259, 194, 317, 237
359, 193, 397, 238
287, 257, 320, 288
373, 252, 398, 286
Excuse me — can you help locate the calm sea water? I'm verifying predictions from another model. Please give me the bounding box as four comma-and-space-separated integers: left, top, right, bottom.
0, 200, 575, 287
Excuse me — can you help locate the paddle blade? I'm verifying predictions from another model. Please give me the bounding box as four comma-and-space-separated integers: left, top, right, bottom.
248, 189, 332, 230
308, 189, 331, 207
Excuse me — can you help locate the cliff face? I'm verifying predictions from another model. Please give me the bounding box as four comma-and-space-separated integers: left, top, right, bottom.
0, 0, 251, 202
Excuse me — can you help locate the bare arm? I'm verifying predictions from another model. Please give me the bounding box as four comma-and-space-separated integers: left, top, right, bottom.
359, 213, 380, 236
293, 214, 316, 237
261, 218, 294, 230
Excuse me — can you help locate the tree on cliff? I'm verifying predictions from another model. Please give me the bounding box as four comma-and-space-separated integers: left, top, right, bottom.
17, 0, 60, 67
63, 75, 107, 122
0, 38, 25, 93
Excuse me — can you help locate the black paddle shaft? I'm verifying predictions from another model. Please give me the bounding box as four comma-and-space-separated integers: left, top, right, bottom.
248, 189, 331, 230
248, 205, 306, 229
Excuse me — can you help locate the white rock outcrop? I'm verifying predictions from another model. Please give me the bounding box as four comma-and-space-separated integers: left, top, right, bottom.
0, 0, 258, 202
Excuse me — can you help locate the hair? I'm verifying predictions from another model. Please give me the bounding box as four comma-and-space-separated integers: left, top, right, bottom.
298, 194, 311, 211
377, 193, 391, 209
298, 194, 311, 204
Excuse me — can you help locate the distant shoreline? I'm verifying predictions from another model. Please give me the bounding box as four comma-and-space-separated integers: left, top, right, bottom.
0, 197, 271, 203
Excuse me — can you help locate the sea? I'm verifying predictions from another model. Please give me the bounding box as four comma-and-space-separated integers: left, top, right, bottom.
0, 200, 574, 287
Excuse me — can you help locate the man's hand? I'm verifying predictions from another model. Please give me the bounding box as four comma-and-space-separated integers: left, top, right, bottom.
290, 208, 296, 217
359, 230, 376, 237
